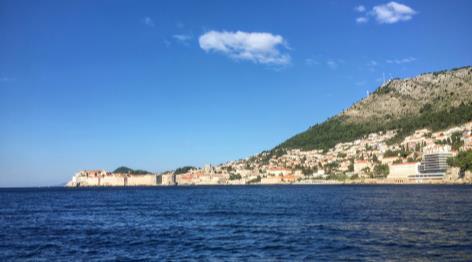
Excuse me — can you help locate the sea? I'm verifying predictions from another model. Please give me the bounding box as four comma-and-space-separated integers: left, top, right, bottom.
0, 185, 471, 261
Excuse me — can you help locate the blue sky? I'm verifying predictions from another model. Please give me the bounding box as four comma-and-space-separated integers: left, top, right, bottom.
1, 0, 471, 186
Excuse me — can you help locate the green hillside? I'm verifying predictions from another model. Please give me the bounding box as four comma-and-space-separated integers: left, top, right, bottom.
277, 66, 472, 151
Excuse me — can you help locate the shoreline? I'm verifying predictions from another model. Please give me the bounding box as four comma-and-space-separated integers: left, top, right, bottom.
62, 180, 472, 188
3, 182, 472, 189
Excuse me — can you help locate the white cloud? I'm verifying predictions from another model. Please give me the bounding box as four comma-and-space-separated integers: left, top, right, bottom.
355, 5, 366, 12
198, 30, 291, 65
371, 2, 416, 24
142, 17, 155, 27
173, 34, 192, 44
356, 17, 368, 24
354, 2, 416, 24
386, 57, 416, 64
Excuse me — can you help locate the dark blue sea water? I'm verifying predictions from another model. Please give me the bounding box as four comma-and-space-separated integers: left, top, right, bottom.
1, 185, 471, 261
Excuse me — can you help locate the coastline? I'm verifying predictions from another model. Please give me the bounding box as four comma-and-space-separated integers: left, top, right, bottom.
64, 179, 472, 187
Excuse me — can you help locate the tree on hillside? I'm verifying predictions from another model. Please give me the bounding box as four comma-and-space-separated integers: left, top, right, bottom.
384, 150, 399, 158
372, 154, 379, 163
451, 131, 464, 151
174, 166, 196, 174
113, 166, 151, 174
373, 164, 389, 178
448, 150, 472, 176
278, 100, 472, 151
229, 174, 242, 180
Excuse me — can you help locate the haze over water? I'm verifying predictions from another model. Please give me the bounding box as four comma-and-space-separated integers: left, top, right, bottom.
1, 185, 471, 260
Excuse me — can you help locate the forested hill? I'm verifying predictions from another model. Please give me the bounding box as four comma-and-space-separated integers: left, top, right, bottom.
113, 166, 152, 174
277, 66, 472, 151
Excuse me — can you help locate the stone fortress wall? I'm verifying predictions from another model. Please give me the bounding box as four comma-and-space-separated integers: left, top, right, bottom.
66, 170, 161, 187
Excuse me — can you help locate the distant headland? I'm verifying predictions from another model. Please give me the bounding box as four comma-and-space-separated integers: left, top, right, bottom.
66, 66, 472, 187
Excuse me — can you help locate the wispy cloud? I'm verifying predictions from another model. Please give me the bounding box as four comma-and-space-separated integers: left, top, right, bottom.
305, 57, 345, 70
386, 57, 416, 64
326, 59, 345, 70
141, 17, 155, 27
199, 30, 291, 65
326, 60, 338, 70
354, 2, 416, 24
366, 60, 379, 72
354, 5, 366, 12
356, 17, 369, 24
173, 34, 193, 45
367, 60, 378, 67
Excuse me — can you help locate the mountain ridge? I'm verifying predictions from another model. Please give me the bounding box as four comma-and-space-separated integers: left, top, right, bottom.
276, 66, 472, 151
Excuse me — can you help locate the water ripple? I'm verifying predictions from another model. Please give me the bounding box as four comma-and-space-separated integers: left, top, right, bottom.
0, 185, 471, 260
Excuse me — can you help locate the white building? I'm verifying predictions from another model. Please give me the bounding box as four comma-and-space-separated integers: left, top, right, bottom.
160, 173, 176, 185
354, 160, 370, 174
388, 162, 420, 182
414, 145, 452, 181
